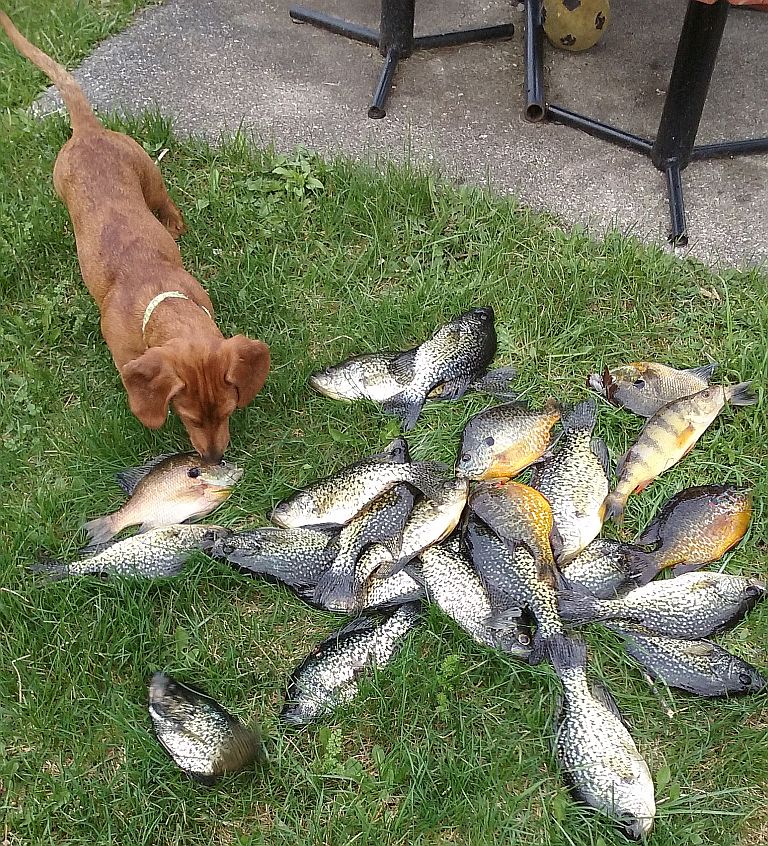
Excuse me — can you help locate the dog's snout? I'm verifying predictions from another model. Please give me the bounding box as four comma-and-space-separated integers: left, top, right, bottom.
201, 448, 224, 463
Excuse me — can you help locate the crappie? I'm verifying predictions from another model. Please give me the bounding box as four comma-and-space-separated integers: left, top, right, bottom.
82, 453, 243, 544
588, 361, 717, 418
270, 442, 445, 529
552, 639, 656, 840
148, 672, 266, 783
281, 602, 421, 725
560, 539, 646, 599
313, 484, 415, 612
603, 382, 756, 523
310, 351, 517, 404
375, 477, 470, 578
31, 524, 229, 580
629, 484, 752, 585
608, 624, 766, 698
455, 398, 560, 480
420, 536, 533, 657
530, 400, 610, 564
464, 515, 567, 664
203, 526, 337, 589
358, 560, 425, 611
558, 571, 765, 638
380, 307, 498, 430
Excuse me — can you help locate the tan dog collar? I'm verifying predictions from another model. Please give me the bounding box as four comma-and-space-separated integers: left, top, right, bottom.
142, 291, 212, 339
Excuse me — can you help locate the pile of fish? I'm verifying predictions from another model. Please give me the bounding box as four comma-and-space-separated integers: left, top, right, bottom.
33, 309, 765, 838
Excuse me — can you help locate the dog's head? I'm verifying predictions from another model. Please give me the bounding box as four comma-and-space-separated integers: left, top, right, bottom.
121, 335, 270, 462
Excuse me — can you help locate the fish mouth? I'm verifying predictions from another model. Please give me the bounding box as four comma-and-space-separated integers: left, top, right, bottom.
149, 672, 172, 702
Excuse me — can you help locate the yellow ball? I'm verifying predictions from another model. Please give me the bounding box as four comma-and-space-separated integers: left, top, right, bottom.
542, 0, 610, 52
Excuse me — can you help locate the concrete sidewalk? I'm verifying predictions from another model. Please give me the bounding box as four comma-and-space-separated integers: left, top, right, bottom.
35, 0, 768, 268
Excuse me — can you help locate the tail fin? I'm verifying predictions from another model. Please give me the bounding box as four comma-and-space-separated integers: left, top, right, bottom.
529, 631, 578, 667
624, 546, 662, 587
548, 634, 588, 676
557, 589, 610, 624
312, 566, 358, 613
81, 513, 118, 545
473, 365, 518, 400
601, 491, 627, 526
28, 554, 70, 581
0, 11, 100, 134
562, 399, 597, 435
381, 392, 425, 431
725, 381, 756, 407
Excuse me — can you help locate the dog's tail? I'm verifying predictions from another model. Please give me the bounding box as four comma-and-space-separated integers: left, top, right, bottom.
0, 10, 100, 135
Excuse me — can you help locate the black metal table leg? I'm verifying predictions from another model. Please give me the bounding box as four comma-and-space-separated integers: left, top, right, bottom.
523, 0, 768, 244
290, 0, 514, 118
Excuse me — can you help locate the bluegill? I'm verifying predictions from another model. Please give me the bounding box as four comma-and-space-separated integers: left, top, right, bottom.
603, 382, 756, 523
31, 524, 229, 580
281, 603, 421, 725
608, 624, 766, 698
588, 361, 717, 418
552, 639, 656, 840
455, 399, 560, 480
558, 571, 765, 639
629, 484, 752, 585
531, 400, 610, 564
82, 453, 243, 544
148, 672, 266, 784
380, 307, 498, 430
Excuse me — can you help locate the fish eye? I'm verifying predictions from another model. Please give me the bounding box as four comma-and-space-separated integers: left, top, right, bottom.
633, 378, 645, 388
219, 459, 226, 466
746, 585, 763, 597
738, 672, 753, 686
484, 436, 495, 447
460, 453, 471, 463
518, 633, 531, 645
188, 467, 202, 478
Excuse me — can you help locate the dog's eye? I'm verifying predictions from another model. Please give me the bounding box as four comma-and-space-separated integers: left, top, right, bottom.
188, 467, 202, 478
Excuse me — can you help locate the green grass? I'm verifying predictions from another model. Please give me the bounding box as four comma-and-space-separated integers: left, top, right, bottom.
1, 3, 767, 845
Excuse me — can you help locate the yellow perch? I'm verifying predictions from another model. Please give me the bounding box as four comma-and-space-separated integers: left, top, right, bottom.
603, 382, 755, 523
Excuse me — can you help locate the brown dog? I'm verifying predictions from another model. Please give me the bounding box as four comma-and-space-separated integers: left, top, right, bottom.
0, 11, 270, 462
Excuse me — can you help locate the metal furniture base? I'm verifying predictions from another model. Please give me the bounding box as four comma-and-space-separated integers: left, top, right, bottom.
525, 0, 768, 245
290, 0, 514, 119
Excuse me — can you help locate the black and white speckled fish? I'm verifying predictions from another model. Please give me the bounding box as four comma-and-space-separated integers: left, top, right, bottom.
148, 672, 266, 784
531, 400, 610, 565
552, 638, 656, 840
558, 571, 765, 639
560, 538, 647, 599
379, 308, 498, 430
281, 602, 421, 725
419, 536, 533, 657
203, 525, 337, 589
608, 624, 767, 698
31, 524, 229, 580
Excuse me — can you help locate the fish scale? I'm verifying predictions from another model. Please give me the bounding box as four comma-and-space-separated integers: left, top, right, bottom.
560, 539, 646, 599
607, 624, 766, 697
148, 673, 265, 783
313, 484, 415, 611
281, 603, 421, 724
558, 571, 765, 638
31, 524, 229, 580
531, 400, 609, 565
552, 639, 656, 840
419, 538, 532, 657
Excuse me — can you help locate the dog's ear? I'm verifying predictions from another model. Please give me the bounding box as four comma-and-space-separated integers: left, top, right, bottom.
120, 348, 184, 428
220, 335, 271, 408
